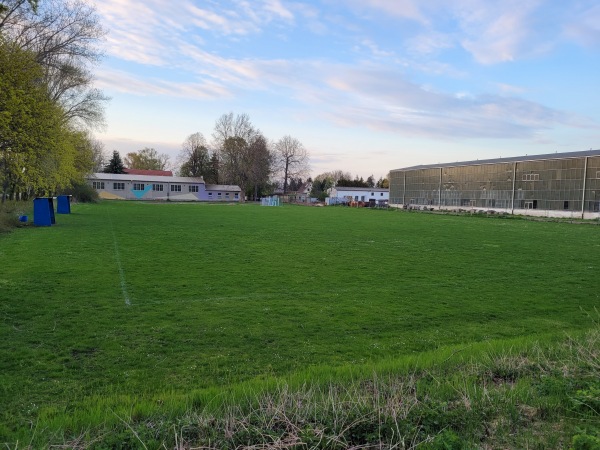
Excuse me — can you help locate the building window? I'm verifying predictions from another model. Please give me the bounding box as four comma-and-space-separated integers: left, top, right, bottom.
208, 192, 213, 197
225, 192, 230, 197
189, 185, 199, 193
522, 173, 540, 181
92, 181, 104, 189
354, 196, 359, 201
564, 201, 569, 210
371, 192, 374, 196
524, 200, 538, 209
218, 192, 222, 197
113, 182, 125, 190
170, 185, 181, 192
153, 184, 163, 192
380, 193, 383, 196
133, 183, 144, 190
234, 193, 239, 199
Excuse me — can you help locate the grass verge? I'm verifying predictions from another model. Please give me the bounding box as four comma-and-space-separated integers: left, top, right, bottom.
5, 322, 599, 449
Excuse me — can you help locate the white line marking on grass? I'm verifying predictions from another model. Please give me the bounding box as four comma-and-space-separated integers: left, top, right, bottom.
105, 206, 131, 306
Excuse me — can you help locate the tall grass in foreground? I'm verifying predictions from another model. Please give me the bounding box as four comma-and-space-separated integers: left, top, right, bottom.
11, 322, 600, 449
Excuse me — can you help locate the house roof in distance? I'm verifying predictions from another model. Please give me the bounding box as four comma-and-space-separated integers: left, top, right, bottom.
123, 168, 173, 176
394, 149, 600, 171
205, 184, 241, 192
333, 186, 389, 192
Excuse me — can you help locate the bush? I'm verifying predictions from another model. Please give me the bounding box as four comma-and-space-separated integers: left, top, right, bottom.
60, 181, 99, 203
571, 433, 600, 450
0, 201, 28, 233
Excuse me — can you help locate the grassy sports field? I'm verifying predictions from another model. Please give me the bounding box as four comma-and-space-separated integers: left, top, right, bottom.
0, 201, 598, 447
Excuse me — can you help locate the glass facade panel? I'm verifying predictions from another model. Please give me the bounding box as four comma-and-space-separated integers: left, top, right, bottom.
585, 156, 600, 212
390, 153, 600, 214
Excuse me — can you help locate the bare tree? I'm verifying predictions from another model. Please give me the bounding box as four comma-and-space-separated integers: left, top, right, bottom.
212, 112, 258, 149
220, 136, 249, 198
90, 137, 106, 172
0, 0, 108, 129
178, 132, 211, 178
247, 134, 273, 200
274, 135, 310, 194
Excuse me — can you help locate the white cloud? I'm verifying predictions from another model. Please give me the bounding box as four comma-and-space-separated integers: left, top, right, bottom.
347, 0, 429, 24
453, 0, 542, 64
312, 66, 592, 139
406, 32, 454, 56
263, 0, 295, 21
96, 68, 232, 100
563, 3, 600, 47
93, 0, 598, 156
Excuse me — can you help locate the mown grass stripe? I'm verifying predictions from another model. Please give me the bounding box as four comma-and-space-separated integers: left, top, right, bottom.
104, 203, 131, 306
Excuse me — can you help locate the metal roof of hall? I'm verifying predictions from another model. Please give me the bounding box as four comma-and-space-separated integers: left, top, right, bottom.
393, 149, 600, 171
91, 172, 204, 183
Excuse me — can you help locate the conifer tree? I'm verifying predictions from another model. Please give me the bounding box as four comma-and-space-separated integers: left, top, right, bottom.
103, 151, 125, 174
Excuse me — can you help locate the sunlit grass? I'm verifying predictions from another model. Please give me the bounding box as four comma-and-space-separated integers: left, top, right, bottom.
0, 201, 598, 446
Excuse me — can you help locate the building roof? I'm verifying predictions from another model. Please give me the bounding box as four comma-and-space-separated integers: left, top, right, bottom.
91, 173, 204, 183
297, 182, 312, 194
205, 184, 241, 192
393, 149, 600, 171
123, 168, 173, 176
333, 186, 389, 192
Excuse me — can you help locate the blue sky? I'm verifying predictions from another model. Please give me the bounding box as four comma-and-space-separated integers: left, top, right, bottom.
94, 0, 600, 179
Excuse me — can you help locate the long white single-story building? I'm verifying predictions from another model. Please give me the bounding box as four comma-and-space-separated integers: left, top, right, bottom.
326, 187, 389, 205
88, 173, 242, 202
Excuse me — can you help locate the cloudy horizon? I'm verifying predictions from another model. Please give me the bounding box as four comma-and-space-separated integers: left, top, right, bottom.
93, 0, 600, 179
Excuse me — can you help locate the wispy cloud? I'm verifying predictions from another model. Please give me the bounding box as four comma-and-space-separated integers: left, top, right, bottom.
312, 66, 594, 139
456, 0, 541, 64
347, 0, 429, 24
563, 3, 600, 47
94, 0, 599, 154
96, 68, 232, 99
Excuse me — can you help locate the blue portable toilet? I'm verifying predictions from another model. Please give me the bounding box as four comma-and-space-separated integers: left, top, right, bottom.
33, 197, 55, 226
57, 195, 71, 214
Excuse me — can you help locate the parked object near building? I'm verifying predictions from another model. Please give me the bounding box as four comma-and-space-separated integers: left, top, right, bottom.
88, 173, 242, 202
389, 150, 600, 219
326, 187, 389, 206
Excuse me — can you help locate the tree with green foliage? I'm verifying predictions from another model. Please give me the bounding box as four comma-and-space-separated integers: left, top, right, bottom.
0, 40, 78, 201
337, 175, 369, 188
376, 176, 389, 188
178, 132, 210, 178
124, 147, 170, 171
1, 0, 108, 201
213, 113, 274, 201
366, 175, 375, 188
103, 150, 125, 174
0, 0, 108, 129
310, 170, 351, 201
207, 152, 220, 184
220, 136, 249, 197
246, 134, 273, 200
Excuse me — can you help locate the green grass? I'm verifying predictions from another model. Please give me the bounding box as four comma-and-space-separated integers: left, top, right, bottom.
0, 201, 598, 447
